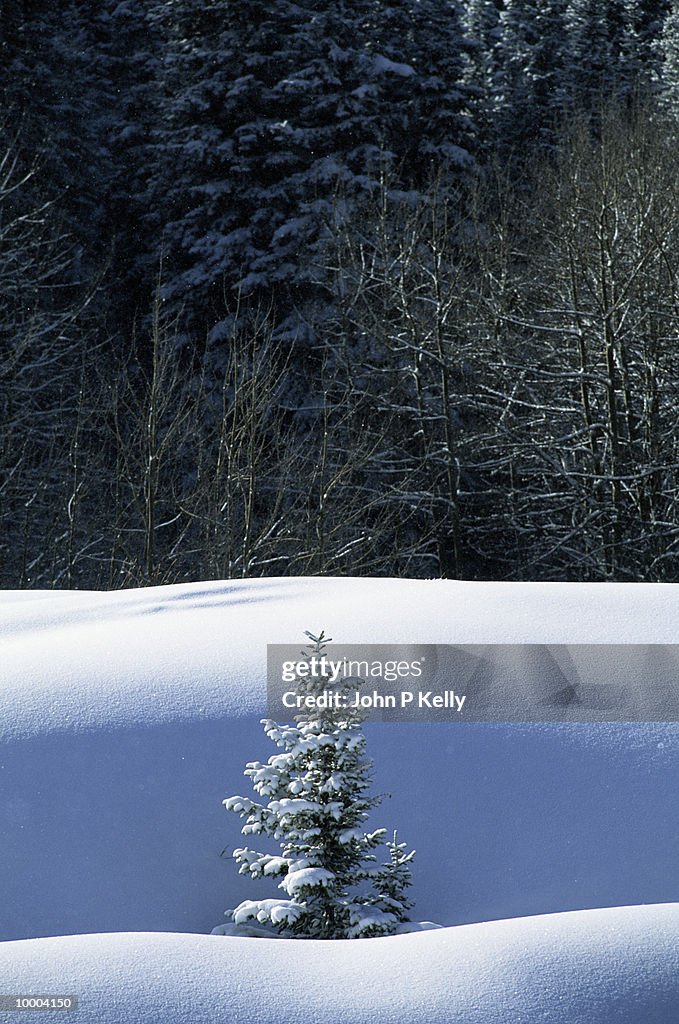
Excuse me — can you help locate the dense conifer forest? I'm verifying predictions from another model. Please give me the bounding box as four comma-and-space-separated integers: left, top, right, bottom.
2, 0, 679, 586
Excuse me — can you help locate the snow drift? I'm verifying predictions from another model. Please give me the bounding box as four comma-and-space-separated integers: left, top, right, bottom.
1, 905, 678, 1024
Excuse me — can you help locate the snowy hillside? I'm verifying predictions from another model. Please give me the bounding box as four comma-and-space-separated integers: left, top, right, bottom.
1, 578, 679, 1020
1, 905, 679, 1024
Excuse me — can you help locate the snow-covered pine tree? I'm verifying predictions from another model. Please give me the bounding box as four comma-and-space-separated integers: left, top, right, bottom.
565, 0, 642, 111
223, 630, 415, 938
141, 0, 476, 347
657, 4, 679, 113
370, 830, 415, 923
461, 0, 504, 146
493, 0, 571, 150
92, 0, 165, 334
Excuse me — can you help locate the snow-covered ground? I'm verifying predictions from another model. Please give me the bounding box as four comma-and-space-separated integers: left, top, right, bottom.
1, 578, 679, 1021
2, 905, 679, 1024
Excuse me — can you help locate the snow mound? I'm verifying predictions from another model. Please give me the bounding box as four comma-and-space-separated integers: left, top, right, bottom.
1, 905, 678, 1024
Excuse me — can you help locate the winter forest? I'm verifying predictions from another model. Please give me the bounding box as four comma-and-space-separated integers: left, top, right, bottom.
4, 0, 679, 589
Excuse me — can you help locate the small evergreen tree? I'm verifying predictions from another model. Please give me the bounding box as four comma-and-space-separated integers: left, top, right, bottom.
370, 831, 415, 924
223, 630, 415, 938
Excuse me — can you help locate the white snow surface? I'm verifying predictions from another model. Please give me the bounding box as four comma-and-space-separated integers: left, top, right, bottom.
2, 577, 679, 1019
4, 575, 679, 737
1, 906, 679, 1023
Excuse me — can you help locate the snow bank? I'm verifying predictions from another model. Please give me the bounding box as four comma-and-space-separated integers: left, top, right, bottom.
1, 905, 678, 1023
1, 578, 679, 941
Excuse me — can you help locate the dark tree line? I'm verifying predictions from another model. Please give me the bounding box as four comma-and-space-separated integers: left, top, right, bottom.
2, 1, 679, 586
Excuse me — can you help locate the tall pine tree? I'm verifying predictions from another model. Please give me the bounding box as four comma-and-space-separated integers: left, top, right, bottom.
143, 0, 475, 348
